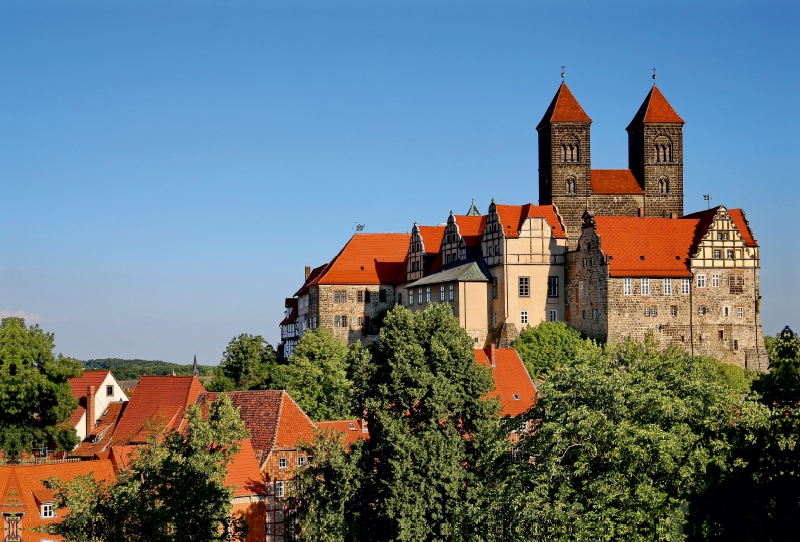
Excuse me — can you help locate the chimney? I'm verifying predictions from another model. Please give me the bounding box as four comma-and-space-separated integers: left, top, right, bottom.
305, 266, 311, 280
486, 344, 496, 367
638, 208, 645, 218
86, 385, 96, 437
671, 212, 678, 219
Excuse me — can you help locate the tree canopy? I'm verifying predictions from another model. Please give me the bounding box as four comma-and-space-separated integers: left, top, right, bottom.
206, 333, 278, 392
511, 321, 589, 379
52, 393, 250, 542
0, 317, 82, 457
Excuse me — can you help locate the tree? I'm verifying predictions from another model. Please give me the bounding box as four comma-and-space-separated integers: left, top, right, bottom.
753, 326, 800, 406
274, 327, 354, 421
0, 317, 82, 457
52, 393, 250, 542
469, 335, 765, 542
207, 334, 277, 391
511, 321, 592, 379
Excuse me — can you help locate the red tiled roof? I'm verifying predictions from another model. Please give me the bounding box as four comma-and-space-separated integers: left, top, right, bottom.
280, 298, 298, 326
418, 226, 445, 255
294, 263, 329, 296
590, 170, 644, 195
454, 215, 487, 247
71, 401, 127, 458
475, 348, 537, 417
627, 85, 684, 129
315, 233, 410, 286
728, 209, 757, 247
225, 439, 267, 497
315, 420, 369, 446
594, 216, 701, 277
494, 204, 567, 239
70, 405, 86, 428
113, 376, 205, 444
108, 445, 139, 472
537, 82, 592, 130
274, 393, 317, 450
69, 370, 110, 400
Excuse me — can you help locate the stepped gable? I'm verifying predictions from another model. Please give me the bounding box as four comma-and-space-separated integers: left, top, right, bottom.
589, 170, 644, 195
314, 233, 410, 285
593, 215, 702, 277
474, 347, 537, 417
494, 204, 567, 239
395, 225, 446, 282
113, 375, 205, 444
627, 85, 684, 129
536, 82, 592, 130
315, 420, 369, 446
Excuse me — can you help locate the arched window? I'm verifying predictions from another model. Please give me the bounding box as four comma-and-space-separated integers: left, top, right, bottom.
658, 177, 670, 194
654, 136, 673, 163
566, 177, 576, 194
561, 137, 579, 163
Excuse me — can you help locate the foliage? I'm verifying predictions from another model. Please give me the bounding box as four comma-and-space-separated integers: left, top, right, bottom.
288, 429, 364, 542
0, 317, 82, 457
206, 333, 278, 391
52, 393, 250, 542
274, 327, 355, 421
81, 358, 214, 381
511, 321, 594, 379
467, 335, 765, 542
754, 326, 800, 406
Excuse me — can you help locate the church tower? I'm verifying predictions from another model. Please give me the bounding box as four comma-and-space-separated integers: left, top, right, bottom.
537, 83, 592, 240
626, 85, 685, 217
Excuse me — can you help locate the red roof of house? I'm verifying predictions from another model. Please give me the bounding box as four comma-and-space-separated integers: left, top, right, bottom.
627, 85, 684, 129
454, 215, 487, 247
590, 170, 644, 195
280, 298, 298, 326
0, 460, 116, 534
112, 376, 205, 444
537, 82, 592, 130
225, 439, 267, 497
728, 209, 757, 247
494, 204, 567, 239
108, 445, 139, 472
315, 420, 369, 446
69, 370, 110, 400
474, 348, 537, 417
418, 225, 445, 254
311, 233, 410, 286
70, 405, 86, 429
72, 401, 127, 459
294, 263, 329, 296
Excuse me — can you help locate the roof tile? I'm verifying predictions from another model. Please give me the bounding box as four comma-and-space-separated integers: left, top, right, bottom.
537, 82, 592, 130
475, 348, 537, 417
590, 170, 644, 195
627, 85, 684, 129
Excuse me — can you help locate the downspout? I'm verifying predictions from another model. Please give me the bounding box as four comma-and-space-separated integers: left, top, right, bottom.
689, 272, 694, 356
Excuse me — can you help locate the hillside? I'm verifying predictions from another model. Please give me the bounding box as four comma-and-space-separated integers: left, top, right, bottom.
81, 358, 215, 381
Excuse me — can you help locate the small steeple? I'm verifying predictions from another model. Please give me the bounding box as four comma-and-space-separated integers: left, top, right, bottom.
626, 85, 684, 130
466, 199, 481, 216
192, 355, 199, 377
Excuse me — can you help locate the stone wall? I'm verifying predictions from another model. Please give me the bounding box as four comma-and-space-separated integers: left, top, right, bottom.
314, 284, 396, 344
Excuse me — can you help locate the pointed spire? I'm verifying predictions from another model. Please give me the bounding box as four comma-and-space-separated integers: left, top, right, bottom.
192, 355, 198, 377
466, 199, 481, 216
627, 85, 684, 130
536, 82, 592, 130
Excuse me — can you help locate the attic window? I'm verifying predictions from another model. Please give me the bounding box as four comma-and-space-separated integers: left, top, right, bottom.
349, 423, 356, 430
512, 394, 520, 400
675, 256, 680, 260
106, 385, 114, 397
41, 503, 56, 519
640, 256, 645, 260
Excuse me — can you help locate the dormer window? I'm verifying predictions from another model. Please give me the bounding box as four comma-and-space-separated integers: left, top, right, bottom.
41, 502, 56, 518
348, 423, 356, 430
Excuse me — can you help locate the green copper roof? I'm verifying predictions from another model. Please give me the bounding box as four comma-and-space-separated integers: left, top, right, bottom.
466, 199, 481, 216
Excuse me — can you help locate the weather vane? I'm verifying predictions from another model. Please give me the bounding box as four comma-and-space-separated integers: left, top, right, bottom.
354, 222, 365, 232
561, 65, 565, 81
703, 193, 713, 209
652, 67, 657, 84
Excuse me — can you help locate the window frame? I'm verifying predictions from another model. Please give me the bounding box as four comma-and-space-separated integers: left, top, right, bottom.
641, 278, 650, 296
681, 278, 690, 295
623, 277, 632, 296
41, 503, 56, 519
520, 311, 528, 325
711, 274, 720, 288
448, 284, 454, 301
663, 278, 672, 295
547, 276, 559, 298
697, 275, 706, 288
549, 310, 558, 322
518, 277, 530, 297
106, 385, 114, 397
279, 458, 288, 469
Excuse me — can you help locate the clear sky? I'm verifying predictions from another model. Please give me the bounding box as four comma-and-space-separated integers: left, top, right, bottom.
1, 0, 797, 364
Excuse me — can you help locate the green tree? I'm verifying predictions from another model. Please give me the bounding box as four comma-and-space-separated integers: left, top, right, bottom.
52, 393, 250, 542
469, 335, 765, 542
0, 317, 82, 457
207, 334, 277, 391
511, 321, 592, 379
274, 327, 354, 421
754, 326, 800, 406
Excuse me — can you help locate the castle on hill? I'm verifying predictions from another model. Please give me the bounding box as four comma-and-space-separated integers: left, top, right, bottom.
279, 82, 765, 370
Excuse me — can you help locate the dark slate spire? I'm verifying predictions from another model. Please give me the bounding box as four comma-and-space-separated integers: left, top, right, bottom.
192, 355, 199, 377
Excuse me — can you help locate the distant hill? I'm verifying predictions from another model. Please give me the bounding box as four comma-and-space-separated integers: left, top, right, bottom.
81, 358, 215, 381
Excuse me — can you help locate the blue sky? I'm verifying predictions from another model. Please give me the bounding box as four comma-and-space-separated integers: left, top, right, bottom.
1, 0, 797, 364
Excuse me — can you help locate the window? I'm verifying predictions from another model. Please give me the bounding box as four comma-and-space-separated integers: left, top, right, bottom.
279, 458, 288, 469
340, 315, 347, 328
334, 315, 341, 327
714, 250, 721, 260
418, 289, 423, 305
662, 278, 671, 295
275, 481, 285, 498
379, 289, 386, 302
623, 278, 632, 296
711, 274, 720, 288
426, 287, 431, 303
579, 281, 584, 299
655, 137, 672, 163
734, 340, 739, 351
697, 275, 706, 288
549, 310, 558, 322
409, 290, 414, 306
671, 306, 678, 317
727, 250, 735, 260
449, 284, 454, 301
492, 278, 498, 299
658, 177, 670, 194
644, 307, 650, 317
41, 503, 55, 519
592, 308, 598, 319
297, 456, 307, 467
641, 278, 650, 296
460, 248, 466, 260
412, 261, 419, 272
493, 312, 498, 326
440, 286, 445, 302
348, 423, 356, 430
681, 278, 690, 295
513, 394, 520, 400
357, 316, 364, 327
699, 305, 706, 316
397, 293, 402, 304
566, 177, 577, 194
730, 275, 744, 294
520, 311, 528, 325
519, 277, 530, 297
651, 307, 657, 316
562, 144, 579, 163
548, 276, 559, 298
106, 385, 114, 397
718, 330, 724, 341
582, 310, 586, 319
723, 306, 730, 317
488, 245, 493, 256
357, 291, 364, 302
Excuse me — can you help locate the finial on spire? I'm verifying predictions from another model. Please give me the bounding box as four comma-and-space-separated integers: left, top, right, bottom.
561, 65, 565, 81
652, 67, 657, 85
